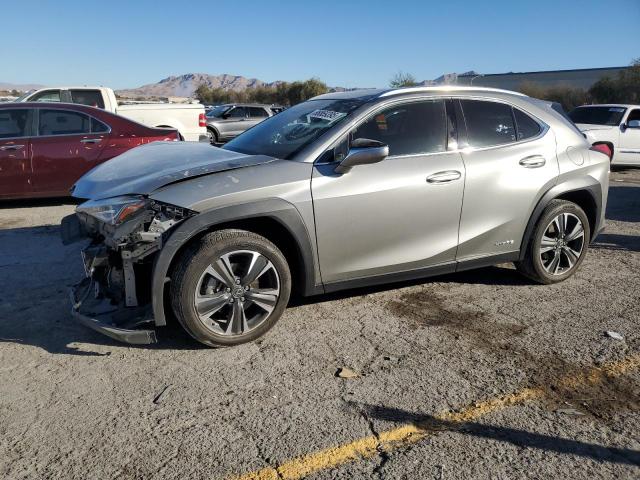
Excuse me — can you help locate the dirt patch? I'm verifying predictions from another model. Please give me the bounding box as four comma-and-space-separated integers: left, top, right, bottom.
387, 289, 640, 422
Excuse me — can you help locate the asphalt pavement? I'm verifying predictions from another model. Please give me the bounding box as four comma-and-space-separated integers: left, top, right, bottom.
0, 168, 638, 480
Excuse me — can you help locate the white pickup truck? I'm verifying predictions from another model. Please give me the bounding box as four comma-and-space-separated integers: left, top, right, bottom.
569, 104, 640, 166
15, 86, 208, 142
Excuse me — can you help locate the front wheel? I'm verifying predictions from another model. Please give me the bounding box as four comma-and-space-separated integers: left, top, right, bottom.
516, 200, 590, 284
170, 229, 291, 347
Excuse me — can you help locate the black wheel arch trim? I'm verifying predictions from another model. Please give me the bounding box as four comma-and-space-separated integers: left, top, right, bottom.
519, 178, 602, 262
151, 198, 321, 326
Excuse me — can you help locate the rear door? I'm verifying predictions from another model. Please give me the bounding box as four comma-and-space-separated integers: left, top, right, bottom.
0, 108, 32, 199
30, 108, 109, 196
456, 99, 559, 261
619, 108, 640, 165
247, 107, 270, 129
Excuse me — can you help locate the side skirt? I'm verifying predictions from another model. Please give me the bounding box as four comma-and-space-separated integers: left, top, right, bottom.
321, 251, 520, 294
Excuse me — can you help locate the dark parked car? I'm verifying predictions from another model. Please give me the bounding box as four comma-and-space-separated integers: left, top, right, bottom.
0, 103, 179, 199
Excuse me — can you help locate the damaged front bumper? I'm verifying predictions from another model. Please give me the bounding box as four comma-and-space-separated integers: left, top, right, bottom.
70, 277, 158, 344
63, 197, 195, 345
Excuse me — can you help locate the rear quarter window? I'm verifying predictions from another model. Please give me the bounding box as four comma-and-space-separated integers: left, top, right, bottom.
514, 109, 541, 140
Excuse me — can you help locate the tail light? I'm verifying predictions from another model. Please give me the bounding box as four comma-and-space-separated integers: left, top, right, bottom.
199, 113, 206, 128
590, 143, 612, 159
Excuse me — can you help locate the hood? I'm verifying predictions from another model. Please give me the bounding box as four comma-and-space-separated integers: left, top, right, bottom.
575, 123, 616, 132
71, 141, 276, 200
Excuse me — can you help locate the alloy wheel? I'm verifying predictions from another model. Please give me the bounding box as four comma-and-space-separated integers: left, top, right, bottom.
194, 250, 280, 336
539, 213, 585, 275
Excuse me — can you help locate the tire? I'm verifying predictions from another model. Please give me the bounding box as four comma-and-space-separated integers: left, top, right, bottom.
516, 200, 590, 284
207, 128, 218, 145
170, 229, 291, 347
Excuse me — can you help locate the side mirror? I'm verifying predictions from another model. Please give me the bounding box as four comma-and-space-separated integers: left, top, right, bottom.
627, 120, 640, 129
334, 138, 389, 174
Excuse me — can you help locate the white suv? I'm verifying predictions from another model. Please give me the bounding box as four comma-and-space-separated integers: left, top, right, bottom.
569, 104, 640, 166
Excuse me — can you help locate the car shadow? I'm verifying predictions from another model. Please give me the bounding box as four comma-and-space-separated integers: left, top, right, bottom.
592, 233, 640, 253
0, 196, 80, 209
355, 403, 640, 467
290, 265, 530, 307
606, 185, 640, 223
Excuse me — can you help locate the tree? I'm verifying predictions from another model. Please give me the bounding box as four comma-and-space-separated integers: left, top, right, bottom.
589, 58, 640, 104
518, 82, 588, 111
194, 78, 329, 106
389, 71, 417, 88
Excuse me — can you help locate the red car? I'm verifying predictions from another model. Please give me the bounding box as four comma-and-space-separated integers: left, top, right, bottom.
0, 102, 179, 199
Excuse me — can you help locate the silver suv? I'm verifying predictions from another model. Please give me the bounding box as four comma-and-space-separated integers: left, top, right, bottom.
205, 103, 282, 144
63, 87, 609, 347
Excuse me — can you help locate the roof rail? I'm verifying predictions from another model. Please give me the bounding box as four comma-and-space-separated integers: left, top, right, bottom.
379, 86, 527, 98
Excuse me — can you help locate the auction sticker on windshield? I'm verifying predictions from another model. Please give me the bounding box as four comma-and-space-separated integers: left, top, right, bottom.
309, 110, 347, 122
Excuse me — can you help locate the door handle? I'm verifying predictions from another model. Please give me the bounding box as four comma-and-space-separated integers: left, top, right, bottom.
426, 170, 462, 184
0, 144, 25, 151
80, 138, 102, 144
519, 155, 546, 168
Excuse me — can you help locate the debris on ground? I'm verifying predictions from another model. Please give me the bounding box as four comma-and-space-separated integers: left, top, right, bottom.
335, 367, 359, 379
605, 331, 624, 341
153, 384, 173, 404
556, 408, 586, 416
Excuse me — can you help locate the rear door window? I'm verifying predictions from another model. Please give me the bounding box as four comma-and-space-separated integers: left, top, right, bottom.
30, 90, 62, 103
39, 109, 91, 136
228, 107, 247, 118
70, 89, 105, 109
0, 109, 30, 139
353, 100, 446, 156
249, 107, 269, 118
460, 100, 516, 147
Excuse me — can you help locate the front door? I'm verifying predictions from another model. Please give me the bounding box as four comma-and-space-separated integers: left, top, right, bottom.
312, 99, 465, 285
0, 108, 32, 199
456, 99, 560, 260
31, 108, 108, 196
619, 108, 640, 165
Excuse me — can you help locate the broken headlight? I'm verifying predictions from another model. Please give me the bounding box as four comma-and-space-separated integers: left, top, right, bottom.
76, 196, 148, 226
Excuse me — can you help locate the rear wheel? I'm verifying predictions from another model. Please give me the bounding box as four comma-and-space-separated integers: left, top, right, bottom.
207, 128, 218, 145
516, 200, 590, 284
171, 229, 291, 347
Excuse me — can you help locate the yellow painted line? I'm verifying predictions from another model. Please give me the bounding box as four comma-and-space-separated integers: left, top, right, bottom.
230, 354, 640, 480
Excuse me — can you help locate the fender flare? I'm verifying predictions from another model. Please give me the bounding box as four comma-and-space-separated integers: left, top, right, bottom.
206, 125, 220, 141
151, 198, 321, 326
519, 177, 602, 262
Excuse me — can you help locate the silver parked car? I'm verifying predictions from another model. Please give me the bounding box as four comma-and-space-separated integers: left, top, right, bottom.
63, 86, 609, 347
205, 103, 283, 144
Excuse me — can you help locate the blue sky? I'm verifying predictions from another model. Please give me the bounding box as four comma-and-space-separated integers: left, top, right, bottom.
2, 0, 639, 89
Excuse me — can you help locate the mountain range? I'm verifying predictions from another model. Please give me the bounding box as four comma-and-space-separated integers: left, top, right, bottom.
1, 71, 480, 98
116, 73, 283, 98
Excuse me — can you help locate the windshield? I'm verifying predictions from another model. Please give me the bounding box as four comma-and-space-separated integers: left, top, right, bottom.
206, 105, 231, 118
223, 98, 366, 159
569, 106, 626, 126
